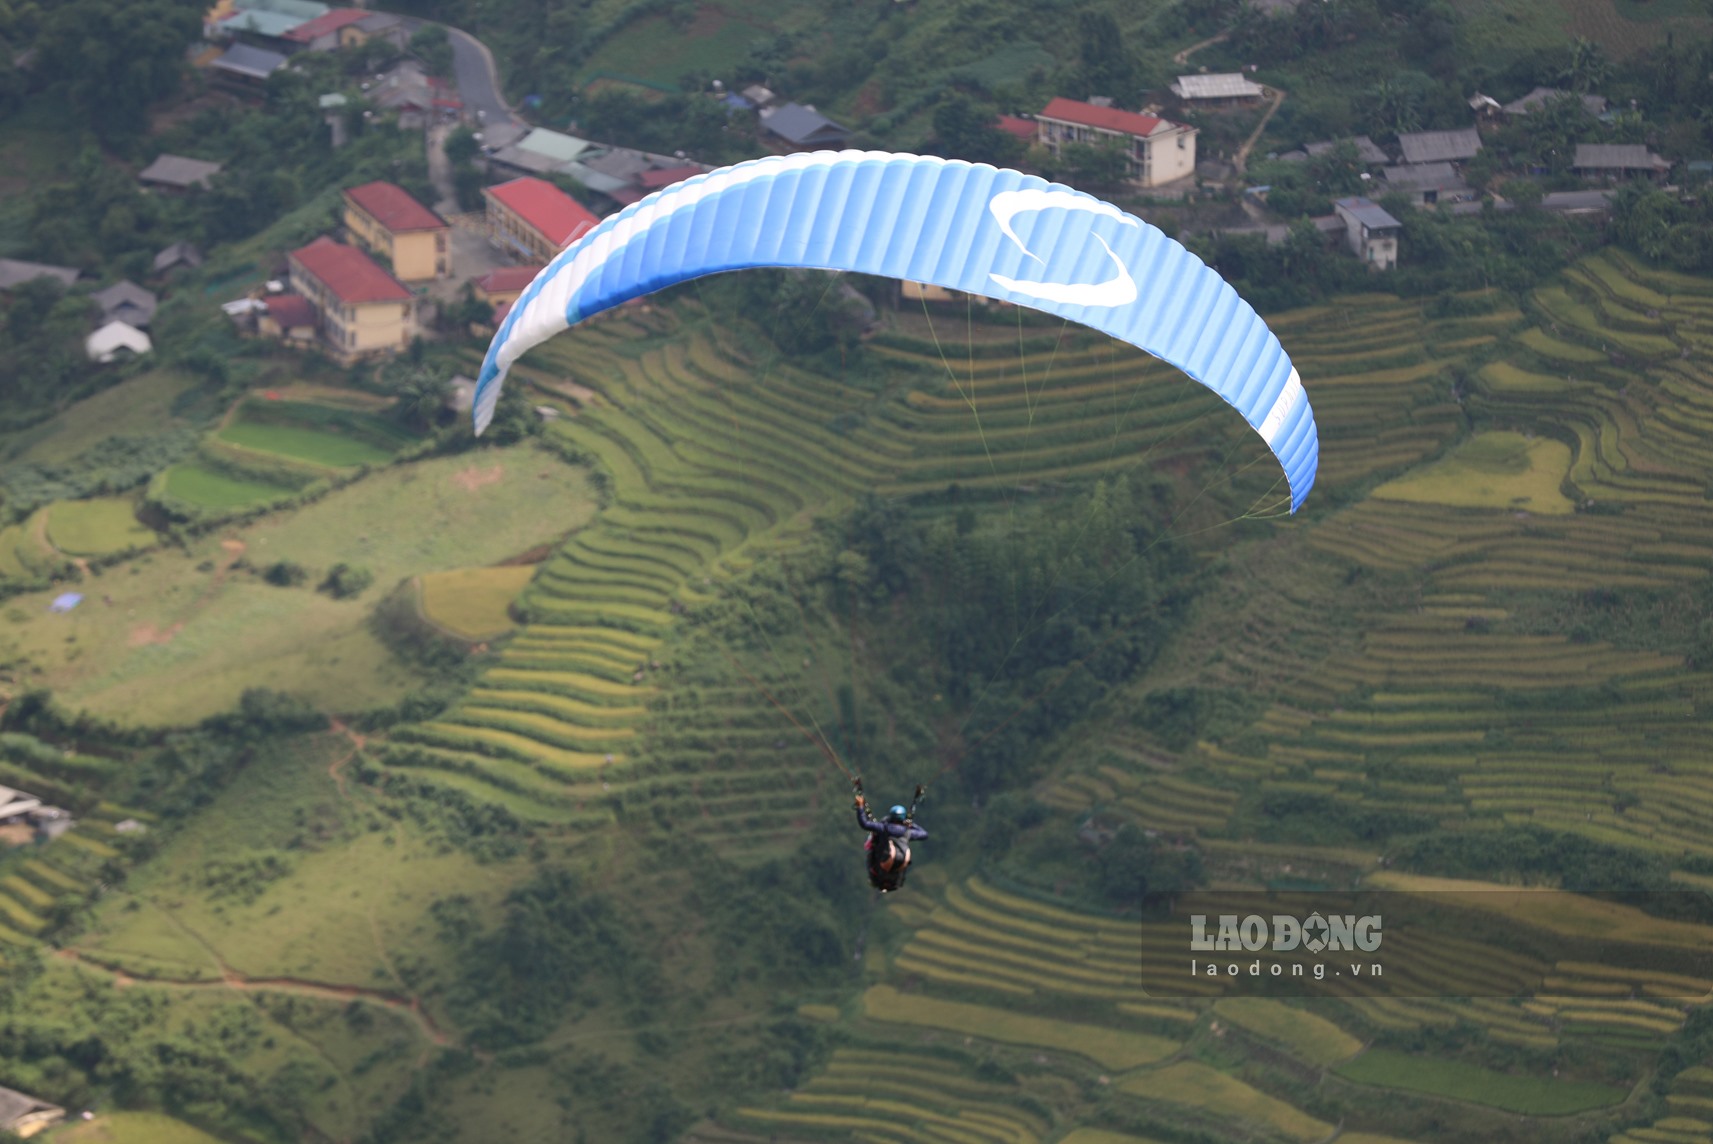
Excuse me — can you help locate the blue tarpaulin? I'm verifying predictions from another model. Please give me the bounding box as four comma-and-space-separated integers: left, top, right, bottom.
48, 593, 82, 613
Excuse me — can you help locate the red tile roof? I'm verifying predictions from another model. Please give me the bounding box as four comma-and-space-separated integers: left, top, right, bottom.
492, 299, 513, 325
485, 178, 599, 247
475, 266, 545, 295
637, 165, 703, 191
1039, 98, 1165, 138
289, 237, 412, 304
344, 181, 446, 233
282, 8, 369, 42
265, 294, 316, 329
995, 115, 1037, 142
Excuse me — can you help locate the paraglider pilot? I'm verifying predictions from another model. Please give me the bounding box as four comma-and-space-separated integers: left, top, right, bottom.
853, 781, 928, 894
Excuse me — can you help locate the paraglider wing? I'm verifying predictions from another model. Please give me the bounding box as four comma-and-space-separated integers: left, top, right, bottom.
476, 150, 1317, 510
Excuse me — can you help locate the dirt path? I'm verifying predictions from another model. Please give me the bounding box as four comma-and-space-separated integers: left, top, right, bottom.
52, 946, 453, 1046
1233, 84, 1286, 176
1173, 30, 1229, 65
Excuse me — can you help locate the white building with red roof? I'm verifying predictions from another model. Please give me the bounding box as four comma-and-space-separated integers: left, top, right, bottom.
482, 177, 599, 263
1034, 97, 1197, 187
286, 236, 415, 360
342, 181, 448, 281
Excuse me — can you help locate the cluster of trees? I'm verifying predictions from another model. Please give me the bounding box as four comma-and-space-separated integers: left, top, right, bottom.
832, 476, 1194, 795
1611, 182, 1713, 273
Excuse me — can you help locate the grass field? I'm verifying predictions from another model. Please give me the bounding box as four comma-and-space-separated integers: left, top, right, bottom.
1335, 1049, 1627, 1113
44, 498, 157, 557
1369, 432, 1574, 514
417, 565, 536, 639
0, 446, 594, 725
577, 6, 767, 89
157, 462, 298, 509
48, 1111, 228, 1143
215, 399, 418, 470
0, 369, 199, 466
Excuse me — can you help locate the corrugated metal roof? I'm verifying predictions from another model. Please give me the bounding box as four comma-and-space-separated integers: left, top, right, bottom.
1397, 127, 1482, 164
212, 42, 287, 79
1171, 73, 1265, 100
1334, 197, 1402, 231
1382, 162, 1464, 191
761, 102, 848, 146
0, 259, 78, 290
1038, 97, 1163, 137
1574, 143, 1668, 170
515, 128, 593, 164
1304, 136, 1389, 165
139, 155, 223, 188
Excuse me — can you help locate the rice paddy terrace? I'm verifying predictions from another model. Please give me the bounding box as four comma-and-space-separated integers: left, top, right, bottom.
376, 289, 1502, 849
358, 256, 1713, 1142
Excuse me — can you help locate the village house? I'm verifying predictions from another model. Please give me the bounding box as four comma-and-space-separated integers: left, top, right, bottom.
483, 177, 599, 263
280, 7, 369, 51
1381, 161, 1473, 206
1304, 136, 1390, 166
1397, 126, 1482, 166
139, 154, 222, 192
208, 40, 288, 93
0, 1083, 63, 1138
1501, 87, 1608, 119
759, 103, 850, 150
353, 11, 410, 49
490, 127, 594, 178
473, 266, 544, 310
86, 321, 152, 363
153, 241, 204, 276
1034, 97, 1197, 188
1573, 143, 1671, 182
210, 0, 325, 47
342, 181, 449, 281
90, 281, 158, 328
258, 292, 317, 343
0, 259, 78, 291
1333, 197, 1402, 270
1170, 73, 1266, 106
287, 236, 415, 360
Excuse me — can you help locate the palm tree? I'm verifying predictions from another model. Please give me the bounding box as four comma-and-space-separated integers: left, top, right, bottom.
394, 370, 450, 429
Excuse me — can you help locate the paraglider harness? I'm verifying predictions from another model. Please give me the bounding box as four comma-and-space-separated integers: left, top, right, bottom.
854, 779, 926, 894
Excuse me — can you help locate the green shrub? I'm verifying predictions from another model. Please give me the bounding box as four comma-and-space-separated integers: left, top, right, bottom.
320, 562, 373, 599
262, 560, 308, 587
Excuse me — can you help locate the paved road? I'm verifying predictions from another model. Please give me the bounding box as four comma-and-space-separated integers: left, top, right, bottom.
447, 25, 524, 132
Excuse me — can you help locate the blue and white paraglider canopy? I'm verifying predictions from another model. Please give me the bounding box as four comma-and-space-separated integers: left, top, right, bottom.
476, 149, 1317, 511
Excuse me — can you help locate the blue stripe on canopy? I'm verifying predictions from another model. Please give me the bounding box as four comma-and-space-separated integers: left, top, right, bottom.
476, 150, 1317, 510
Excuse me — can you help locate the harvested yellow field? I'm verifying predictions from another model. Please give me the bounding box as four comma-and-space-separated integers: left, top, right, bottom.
1214, 998, 1364, 1065
1370, 431, 1573, 514
1119, 1061, 1332, 1142
419, 565, 536, 639
861, 985, 1177, 1070
1366, 873, 1713, 948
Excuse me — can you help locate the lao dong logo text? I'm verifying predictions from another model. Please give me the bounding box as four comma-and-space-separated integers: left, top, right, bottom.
1189, 912, 1382, 982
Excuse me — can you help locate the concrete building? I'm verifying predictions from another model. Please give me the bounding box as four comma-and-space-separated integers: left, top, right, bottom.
1034, 97, 1197, 187
287, 236, 414, 359
342, 181, 449, 281
482, 177, 599, 263
281, 7, 369, 51
1333, 197, 1402, 270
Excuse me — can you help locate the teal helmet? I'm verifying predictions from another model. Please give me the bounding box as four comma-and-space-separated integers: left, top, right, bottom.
888, 805, 908, 823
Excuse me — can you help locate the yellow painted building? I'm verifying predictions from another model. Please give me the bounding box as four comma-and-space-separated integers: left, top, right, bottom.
342, 181, 449, 282
287, 237, 415, 361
